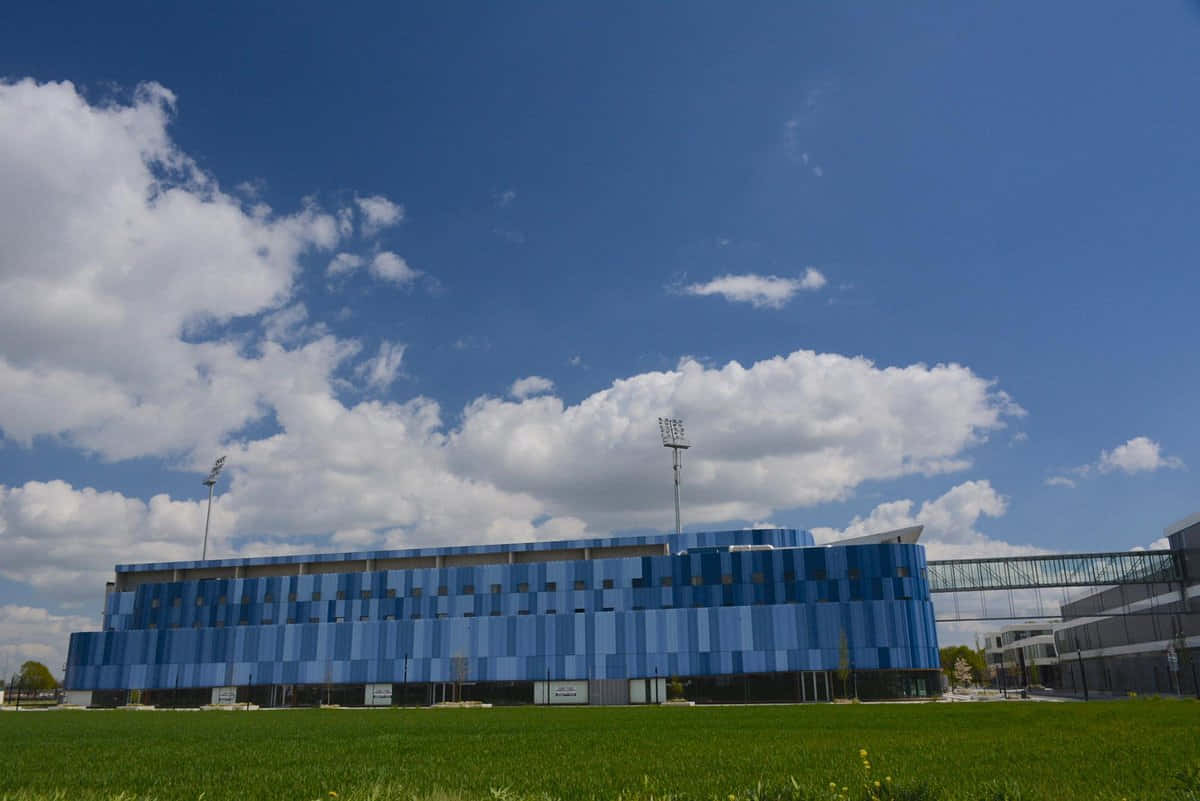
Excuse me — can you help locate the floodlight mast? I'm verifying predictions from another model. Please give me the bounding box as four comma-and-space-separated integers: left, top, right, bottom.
201, 456, 226, 561
657, 418, 690, 535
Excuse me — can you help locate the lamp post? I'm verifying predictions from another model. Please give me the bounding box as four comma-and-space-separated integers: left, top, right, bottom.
1074, 636, 1088, 702
657, 418, 690, 535
201, 456, 226, 561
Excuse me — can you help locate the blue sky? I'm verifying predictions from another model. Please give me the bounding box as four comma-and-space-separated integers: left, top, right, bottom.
1, 2, 1198, 668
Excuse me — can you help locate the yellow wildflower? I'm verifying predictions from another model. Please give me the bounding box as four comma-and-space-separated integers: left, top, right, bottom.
859, 749, 868, 758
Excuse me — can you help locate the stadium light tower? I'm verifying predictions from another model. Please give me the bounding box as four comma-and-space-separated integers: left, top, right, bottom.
201, 456, 226, 561
658, 418, 690, 535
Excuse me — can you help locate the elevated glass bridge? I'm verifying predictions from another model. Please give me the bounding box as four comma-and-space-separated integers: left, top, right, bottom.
925, 550, 1183, 593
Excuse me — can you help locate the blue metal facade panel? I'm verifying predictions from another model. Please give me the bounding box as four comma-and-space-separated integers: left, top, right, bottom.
67, 533, 938, 690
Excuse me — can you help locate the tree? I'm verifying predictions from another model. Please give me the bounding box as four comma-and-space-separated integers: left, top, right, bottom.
939, 646, 986, 685
17, 661, 58, 691
836, 629, 851, 698
953, 657, 973, 688
451, 654, 469, 702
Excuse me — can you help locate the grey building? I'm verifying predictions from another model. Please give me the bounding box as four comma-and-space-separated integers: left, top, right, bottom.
1053, 513, 1200, 697
983, 622, 1062, 689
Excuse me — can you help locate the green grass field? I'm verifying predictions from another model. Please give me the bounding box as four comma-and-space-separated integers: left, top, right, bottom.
1, 701, 1198, 801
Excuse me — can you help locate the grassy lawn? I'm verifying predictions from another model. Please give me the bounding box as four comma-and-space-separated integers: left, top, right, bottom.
1, 701, 1197, 801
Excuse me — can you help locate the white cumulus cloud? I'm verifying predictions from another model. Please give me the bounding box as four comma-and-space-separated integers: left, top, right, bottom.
369, 251, 421, 285
0, 605, 96, 679
355, 194, 404, 236
680, 269, 827, 309
509, 376, 555, 399
326, 252, 364, 276
355, 341, 407, 391
0, 78, 349, 460
1097, 436, 1184, 474
811, 480, 1044, 560
1044, 476, 1077, 489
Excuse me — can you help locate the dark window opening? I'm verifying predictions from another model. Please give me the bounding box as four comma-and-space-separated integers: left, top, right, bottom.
574, 580, 586, 590
603, 579, 615, 590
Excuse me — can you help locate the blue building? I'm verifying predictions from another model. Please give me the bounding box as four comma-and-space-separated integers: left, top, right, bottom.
64, 527, 940, 706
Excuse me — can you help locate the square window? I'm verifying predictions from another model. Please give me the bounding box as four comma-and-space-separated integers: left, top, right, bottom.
196, 597, 205, 606
490, 610, 501, 616
264, 593, 274, 603
335, 616, 345, 623
603, 579, 614, 590
574, 580, 586, 590
632, 577, 646, 588
384, 614, 395, 621
336, 590, 346, 601
172, 597, 182, 607
241, 595, 250, 605
813, 570, 827, 581
601, 606, 614, 612
194, 621, 202, 628
148, 622, 157, 629
518, 609, 530, 616
411, 587, 422, 598
437, 612, 448, 619
721, 574, 733, 585
411, 613, 422, 620
361, 590, 371, 600
359, 615, 369, 621
896, 566, 910, 578
438, 585, 448, 596
491, 583, 502, 594
783, 571, 795, 582
848, 569, 861, 580
218, 595, 227, 605
691, 576, 703, 587
287, 618, 296, 624
151, 598, 160, 609
661, 576, 673, 587
387, 589, 397, 599
632, 605, 645, 611
215, 620, 225, 627
751, 572, 764, 585
464, 612, 475, 618
288, 592, 297, 602
312, 592, 321, 601
574, 608, 585, 614
546, 609, 556, 615
463, 584, 475, 595
308, 617, 319, 624
545, 581, 557, 592
262, 619, 273, 625
518, 582, 529, 593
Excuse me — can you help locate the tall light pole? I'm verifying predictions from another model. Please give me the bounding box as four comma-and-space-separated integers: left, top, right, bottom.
201, 456, 226, 561
658, 418, 690, 535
